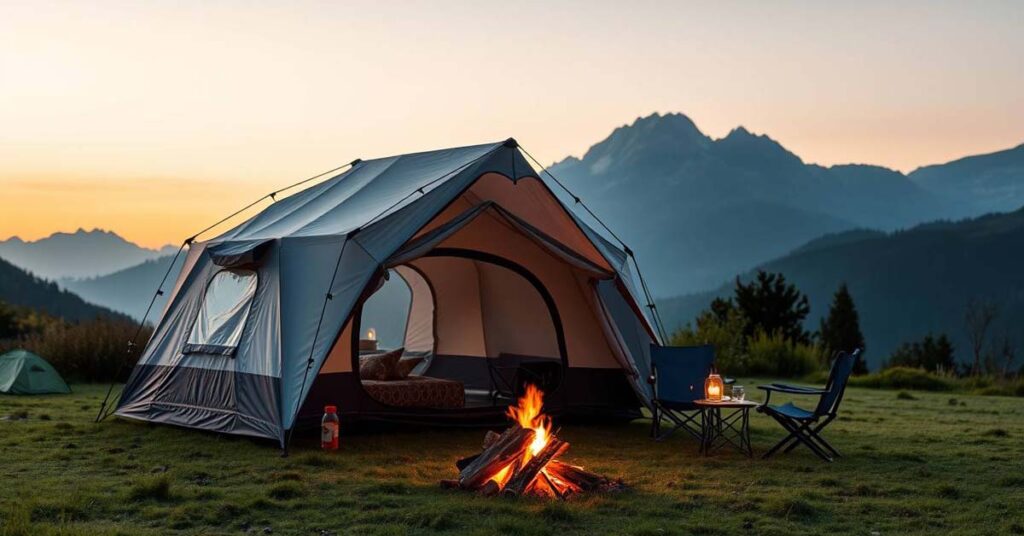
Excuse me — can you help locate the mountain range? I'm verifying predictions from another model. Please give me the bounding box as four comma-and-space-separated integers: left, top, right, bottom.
659, 208, 1024, 368
1, 112, 1022, 369
911, 143, 1024, 215
0, 229, 176, 280
61, 253, 187, 321
550, 112, 1018, 295
0, 256, 129, 323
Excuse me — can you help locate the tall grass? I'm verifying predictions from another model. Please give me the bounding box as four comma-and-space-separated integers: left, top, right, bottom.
0, 317, 150, 382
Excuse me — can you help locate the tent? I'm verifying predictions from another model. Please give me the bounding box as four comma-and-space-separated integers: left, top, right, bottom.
0, 349, 72, 395
114, 140, 662, 447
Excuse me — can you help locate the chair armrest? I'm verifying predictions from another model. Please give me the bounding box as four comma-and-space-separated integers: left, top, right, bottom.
769, 383, 828, 394
759, 384, 827, 395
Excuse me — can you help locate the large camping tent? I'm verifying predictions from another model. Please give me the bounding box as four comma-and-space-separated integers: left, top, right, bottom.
114, 140, 661, 447
0, 349, 72, 395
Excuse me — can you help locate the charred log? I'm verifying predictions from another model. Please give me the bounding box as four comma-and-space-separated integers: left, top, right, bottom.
457, 426, 534, 490
546, 461, 611, 492
501, 438, 569, 497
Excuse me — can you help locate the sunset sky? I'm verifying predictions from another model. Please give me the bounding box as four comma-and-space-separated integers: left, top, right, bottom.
2, 1, 1022, 248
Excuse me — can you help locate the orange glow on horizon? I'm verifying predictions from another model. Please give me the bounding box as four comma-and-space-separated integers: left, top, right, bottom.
2, 2, 1021, 247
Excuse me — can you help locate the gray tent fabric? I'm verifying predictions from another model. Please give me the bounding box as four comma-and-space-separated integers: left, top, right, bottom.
115, 140, 659, 446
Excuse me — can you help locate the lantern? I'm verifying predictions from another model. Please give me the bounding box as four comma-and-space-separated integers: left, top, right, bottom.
359, 328, 378, 352
705, 372, 724, 401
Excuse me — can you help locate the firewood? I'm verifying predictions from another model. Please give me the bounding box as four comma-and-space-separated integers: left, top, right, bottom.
458, 426, 534, 490
501, 438, 569, 497
477, 479, 500, 497
539, 470, 566, 500
439, 479, 460, 490
455, 454, 479, 471
546, 461, 609, 491
482, 430, 501, 449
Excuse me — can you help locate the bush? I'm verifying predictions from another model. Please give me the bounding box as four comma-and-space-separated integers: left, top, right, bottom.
849, 367, 954, 391
0, 317, 150, 382
886, 334, 956, 373
670, 308, 747, 373
744, 331, 821, 378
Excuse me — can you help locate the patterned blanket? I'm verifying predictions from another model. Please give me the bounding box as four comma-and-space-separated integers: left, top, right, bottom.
362, 375, 465, 409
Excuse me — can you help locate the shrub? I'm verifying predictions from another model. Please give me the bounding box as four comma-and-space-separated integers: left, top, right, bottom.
0, 317, 150, 382
849, 367, 954, 392
745, 331, 821, 378
670, 307, 747, 374
886, 334, 956, 373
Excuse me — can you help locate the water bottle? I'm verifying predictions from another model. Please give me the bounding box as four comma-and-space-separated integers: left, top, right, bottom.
321, 405, 339, 450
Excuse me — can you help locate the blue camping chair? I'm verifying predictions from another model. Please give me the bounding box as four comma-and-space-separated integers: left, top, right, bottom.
649, 344, 726, 442
757, 349, 860, 462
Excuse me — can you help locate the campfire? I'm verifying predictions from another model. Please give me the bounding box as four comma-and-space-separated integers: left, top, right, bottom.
442, 384, 624, 499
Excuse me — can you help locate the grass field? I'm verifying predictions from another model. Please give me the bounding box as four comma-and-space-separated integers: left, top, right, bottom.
1, 384, 1022, 535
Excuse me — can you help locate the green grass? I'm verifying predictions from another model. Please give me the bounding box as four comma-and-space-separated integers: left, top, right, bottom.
1, 384, 1023, 535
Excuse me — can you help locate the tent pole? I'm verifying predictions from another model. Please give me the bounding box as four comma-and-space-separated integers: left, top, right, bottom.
283, 237, 351, 451
94, 240, 188, 422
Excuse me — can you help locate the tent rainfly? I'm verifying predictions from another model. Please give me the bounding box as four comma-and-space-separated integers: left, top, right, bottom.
113, 140, 662, 447
0, 349, 72, 395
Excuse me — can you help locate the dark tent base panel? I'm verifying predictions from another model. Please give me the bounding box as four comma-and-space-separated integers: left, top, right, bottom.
116, 364, 641, 446
296, 368, 641, 431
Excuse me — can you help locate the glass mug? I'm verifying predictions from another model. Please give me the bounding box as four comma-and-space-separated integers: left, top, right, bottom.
731, 385, 746, 401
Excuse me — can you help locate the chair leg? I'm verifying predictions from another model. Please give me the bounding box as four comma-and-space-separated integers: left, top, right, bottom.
784, 418, 841, 458
763, 416, 801, 458
764, 416, 833, 462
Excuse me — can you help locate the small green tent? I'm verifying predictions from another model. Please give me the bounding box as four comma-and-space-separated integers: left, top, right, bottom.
0, 350, 71, 395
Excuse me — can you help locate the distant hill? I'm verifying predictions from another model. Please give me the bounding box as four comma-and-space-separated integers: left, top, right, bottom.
0, 229, 176, 280
61, 253, 187, 321
910, 143, 1024, 215
0, 256, 130, 323
658, 208, 1024, 369
549, 113, 990, 295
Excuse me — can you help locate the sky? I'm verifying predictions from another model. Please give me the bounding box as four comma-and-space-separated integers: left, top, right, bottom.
1, 0, 1022, 248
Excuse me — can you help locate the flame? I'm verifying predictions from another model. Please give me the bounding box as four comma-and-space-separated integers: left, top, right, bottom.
506, 383, 552, 461
366, 328, 376, 341
485, 384, 582, 496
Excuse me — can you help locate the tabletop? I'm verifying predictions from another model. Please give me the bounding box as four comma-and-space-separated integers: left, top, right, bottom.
694, 398, 760, 408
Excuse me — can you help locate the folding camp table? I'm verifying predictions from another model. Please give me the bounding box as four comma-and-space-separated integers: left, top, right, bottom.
695, 399, 758, 457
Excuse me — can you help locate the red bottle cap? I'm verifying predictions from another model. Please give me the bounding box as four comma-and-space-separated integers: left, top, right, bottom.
324, 405, 337, 413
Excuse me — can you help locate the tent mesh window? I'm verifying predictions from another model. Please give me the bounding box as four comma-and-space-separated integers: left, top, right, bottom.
184, 269, 258, 357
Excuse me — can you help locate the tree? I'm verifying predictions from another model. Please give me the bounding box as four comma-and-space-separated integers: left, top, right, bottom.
964, 299, 999, 376
994, 333, 1018, 379
818, 283, 867, 374
670, 307, 747, 374
732, 271, 810, 344
0, 301, 19, 340
887, 334, 956, 373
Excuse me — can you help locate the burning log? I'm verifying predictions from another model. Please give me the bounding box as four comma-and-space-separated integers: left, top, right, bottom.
482, 430, 501, 449
548, 461, 610, 496
501, 437, 569, 497
444, 384, 624, 499
457, 426, 534, 490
